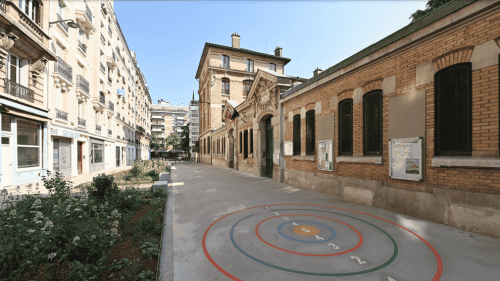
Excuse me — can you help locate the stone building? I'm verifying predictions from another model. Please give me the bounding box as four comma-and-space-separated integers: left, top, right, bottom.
197, 0, 500, 238
150, 100, 189, 147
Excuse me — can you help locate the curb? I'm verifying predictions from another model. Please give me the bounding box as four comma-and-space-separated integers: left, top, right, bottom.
158, 166, 174, 281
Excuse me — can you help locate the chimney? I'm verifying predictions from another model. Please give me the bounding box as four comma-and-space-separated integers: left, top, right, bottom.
231, 33, 240, 48
274, 46, 282, 57
313, 67, 323, 76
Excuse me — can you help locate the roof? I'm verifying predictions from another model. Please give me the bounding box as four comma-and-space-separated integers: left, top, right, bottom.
196, 42, 292, 79
282, 0, 479, 99
226, 100, 239, 109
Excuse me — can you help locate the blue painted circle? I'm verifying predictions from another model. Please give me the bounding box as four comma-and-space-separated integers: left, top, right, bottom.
277, 220, 336, 243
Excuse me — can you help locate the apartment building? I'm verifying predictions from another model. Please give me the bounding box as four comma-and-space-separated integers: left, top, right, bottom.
0, 0, 57, 189
189, 93, 199, 155
135, 66, 152, 161
150, 100, 189, 145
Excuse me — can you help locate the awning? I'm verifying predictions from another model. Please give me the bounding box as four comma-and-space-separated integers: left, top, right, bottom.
0, 105, 51, 122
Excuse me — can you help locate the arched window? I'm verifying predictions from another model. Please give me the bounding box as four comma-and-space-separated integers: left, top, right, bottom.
435, 62, 472, 155
363, 90, 382, 155
239, 131, 243, 154
244, 130, 248, 159
250, 129, 253, 156
339, 99, 353, 156
293, 114, 301, 155
222, 78, 230, 95
243, 80, 252, 97
306, 110, 315, 155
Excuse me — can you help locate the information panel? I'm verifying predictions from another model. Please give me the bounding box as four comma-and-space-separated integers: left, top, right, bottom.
318, 140, 333, 171
389, 137, 423, 181
284, 141, 293, 156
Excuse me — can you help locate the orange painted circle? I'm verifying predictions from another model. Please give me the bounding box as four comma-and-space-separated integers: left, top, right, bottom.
292, 225, 320, 236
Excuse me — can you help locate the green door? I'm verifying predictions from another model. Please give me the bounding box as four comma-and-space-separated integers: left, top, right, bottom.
265, 116, 273, 178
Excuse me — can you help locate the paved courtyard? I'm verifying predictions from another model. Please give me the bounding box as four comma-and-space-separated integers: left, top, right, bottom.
161, 163, 500, 281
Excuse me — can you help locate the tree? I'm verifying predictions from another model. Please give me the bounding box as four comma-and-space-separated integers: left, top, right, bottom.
165, 133, 181, 152
150, 135, 162, 151
179, 123, 190, 152
409, 0, 452, 23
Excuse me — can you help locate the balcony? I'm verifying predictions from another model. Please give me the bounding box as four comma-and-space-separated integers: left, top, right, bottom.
56, 109, 68, 122
108, 129, 112, 135
78, 40, 87, 55
53, 57, 73, 91
76, 75, 90, 99
108, 25, 113, 37
100, 33, 106, 45
100, 62, 106, 73
75, 3, 95, 35
95, 124, 101, 133
3, 79, 34, 103
117, 112, 121, 119
56, 13, 69, 33
77, 117, 86, 127
92, 91, 107, 111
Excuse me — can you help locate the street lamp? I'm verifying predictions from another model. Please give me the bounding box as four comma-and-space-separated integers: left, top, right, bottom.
49, 19, 80, 29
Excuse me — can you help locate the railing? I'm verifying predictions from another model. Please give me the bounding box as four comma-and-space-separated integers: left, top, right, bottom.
78, 117, 86, 127
137, 126, 145, 133
54, 56, 72, 82
78, 40, 86, 54
57, 14, 69, 32
3, 79, 34, 103
56, 109, 68, 121
108, 26, 112, 36
108, 129, 112, 135
100, 62, 106, 72
108, 101, 114, 111
0, 0, 5, 13
99, 91, 106, 104
95, 124, 101, 132
117, 112, 121, 119
100, 33, 106, 44
76, 75, 89, 95
85, 4, 92, 22
112, 51, 116, 62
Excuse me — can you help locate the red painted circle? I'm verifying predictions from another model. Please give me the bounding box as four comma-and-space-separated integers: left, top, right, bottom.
202, 204, 443, 281
255, 214, 362, 256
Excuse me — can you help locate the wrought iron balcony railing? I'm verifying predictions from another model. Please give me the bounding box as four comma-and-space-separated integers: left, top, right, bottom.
95, 124, 101, 132
117, 112, 121, 119
54, 56, 72, 82
100, 62, 106, 72
76, 75, 89, 95
56, 109, 68, 121
78, 40, 86, 54
108, 101, 114, 111
108, 129, 112, 135
99, 91, 106, 104
108, 26, 112, 36
100, 33, 106, 44
57, 14, 69, 32
85, 4, 92, 22
78, 117, 86, 127
0, 0, 5, 13
112, 51, 116, 62
3, 79, 34, 103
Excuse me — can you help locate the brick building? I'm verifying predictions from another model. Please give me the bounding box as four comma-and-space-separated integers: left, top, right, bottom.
197, 0, 500, 238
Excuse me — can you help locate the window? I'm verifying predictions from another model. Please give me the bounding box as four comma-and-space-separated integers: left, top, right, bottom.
243, 80, 252, 97
293, 114, 301, 155
221, 105, 225, 123
17, 119, 41, 168
207, 137, 210, 154
203, 139, 206, 154
222, 55, 230, 68
306, 110, 315, 155
91, 143, 104, 164
2, 115, 11, 132
269, 63, 276, 72
339, 99, 353, 156
222, 78, 230, 95
57, 1, 64, 18
244, 130, 248, 159
7, 54, 26, 85
363, 90, 382, 155
435, 63, 472, 155
246, 59, 254, 72
250, 129, 253, 156
20, 0, 40, 23
240, 131, 242, 154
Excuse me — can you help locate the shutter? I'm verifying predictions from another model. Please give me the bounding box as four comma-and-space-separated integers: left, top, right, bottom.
20, 59, 29, 87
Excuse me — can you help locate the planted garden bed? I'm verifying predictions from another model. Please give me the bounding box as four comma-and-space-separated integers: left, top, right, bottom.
0, 169, 167, 281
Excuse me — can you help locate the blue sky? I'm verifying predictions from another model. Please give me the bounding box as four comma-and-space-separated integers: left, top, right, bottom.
114, 1, 427, 106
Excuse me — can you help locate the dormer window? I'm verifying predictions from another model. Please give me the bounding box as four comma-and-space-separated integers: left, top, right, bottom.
269, 63, 276, 72
20, 0, 40, 24
222, 55, 230, 69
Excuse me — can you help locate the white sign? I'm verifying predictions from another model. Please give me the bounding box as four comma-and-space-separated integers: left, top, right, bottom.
284, 141, 293, 156
318, 140, 333, 171
51, 128, 80, 139
389, 137, 423, 181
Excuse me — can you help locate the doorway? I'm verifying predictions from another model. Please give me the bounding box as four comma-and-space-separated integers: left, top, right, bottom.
116, 146, 120, 167
1, 136, 13, 188
265, 116, 273, 178
77, 142, 83, 174
53, 137, 72, 178
228, 131, 234, 168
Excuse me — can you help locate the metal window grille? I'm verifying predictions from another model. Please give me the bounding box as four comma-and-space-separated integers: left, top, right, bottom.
293, 114, 301, 155
306, 110, 315, 155
339, 99, 353, 156
363, 90, 382, 155
244, 130, 248, 159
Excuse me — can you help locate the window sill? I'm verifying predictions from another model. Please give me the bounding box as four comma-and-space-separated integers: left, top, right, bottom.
431, 157, 500, 168
292, 155, 315, 162
336, 156, 382, 165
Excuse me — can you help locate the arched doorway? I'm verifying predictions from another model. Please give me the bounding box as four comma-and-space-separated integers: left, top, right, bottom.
265, 116, 273, 178
228, 129, 234, 168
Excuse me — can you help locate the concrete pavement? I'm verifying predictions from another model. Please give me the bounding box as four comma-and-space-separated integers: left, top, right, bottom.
161, 162, 500, 281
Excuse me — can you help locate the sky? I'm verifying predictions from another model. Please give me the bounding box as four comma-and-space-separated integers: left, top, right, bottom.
114, 1, 427, 106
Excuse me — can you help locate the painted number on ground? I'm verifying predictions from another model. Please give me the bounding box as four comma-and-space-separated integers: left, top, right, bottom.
293, 222, 300, 226
388, 278, 397, 281
351, 256, 367, 265
301, 228, 310, 233
328, 243, 339, 249
274, 212, 280, 216
315, 235, 324, 240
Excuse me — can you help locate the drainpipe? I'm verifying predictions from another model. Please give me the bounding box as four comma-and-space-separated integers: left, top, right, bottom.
279, 97, 284, 183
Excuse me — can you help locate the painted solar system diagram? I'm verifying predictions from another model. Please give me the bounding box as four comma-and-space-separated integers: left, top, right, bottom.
203, 204, 443, 281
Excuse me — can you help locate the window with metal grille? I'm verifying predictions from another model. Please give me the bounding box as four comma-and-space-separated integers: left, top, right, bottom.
435, 63, 472, 156
363, 90, 382, 155
222, 78, 230, 95
207, 137, 210, 154
293, 114, 301, 155
240, 131, 242, 154
306, 110, 315, 155
339, 99, 353, 156
244, 130, 248, 159
250, 129, 253, 156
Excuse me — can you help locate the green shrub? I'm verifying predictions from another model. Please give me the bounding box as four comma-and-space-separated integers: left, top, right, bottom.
130, 165, 142, 178
41, 171, 72, 199
88, 174, 119, 200
124, 174, 132, 181
139, 238, 160, 259
145, 170, 159, 182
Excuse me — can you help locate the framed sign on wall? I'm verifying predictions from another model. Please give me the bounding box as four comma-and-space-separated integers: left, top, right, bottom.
389, 137, 424, 181
318, 140, 333, 171
284, 141, 293, 156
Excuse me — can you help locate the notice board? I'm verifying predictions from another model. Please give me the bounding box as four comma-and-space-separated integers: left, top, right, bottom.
284, 141, 293, 156
318, 140, 333, 171
389, 137, 423, 181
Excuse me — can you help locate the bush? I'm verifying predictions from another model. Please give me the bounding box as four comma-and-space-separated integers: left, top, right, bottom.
41, 171, 72, 199
123, 174, 132, 181
130, 165, 142, 178
140, 237, 160, 259
145, 170, 159, 182
88, 174, 119, 200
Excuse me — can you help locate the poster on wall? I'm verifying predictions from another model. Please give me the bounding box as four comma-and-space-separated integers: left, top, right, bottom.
389, 137, 423, 181
318, 140, 333, 171
284, 141, 293, 156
